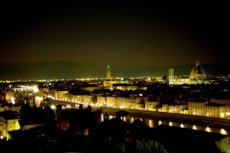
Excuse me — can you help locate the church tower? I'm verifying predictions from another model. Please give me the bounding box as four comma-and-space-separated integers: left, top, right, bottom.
196, 60, 200, 66
106, 65, 112, 79
168, 68, 174, 85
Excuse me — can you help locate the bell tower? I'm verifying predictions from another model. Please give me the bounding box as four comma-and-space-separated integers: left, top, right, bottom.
106, 65, 111, 79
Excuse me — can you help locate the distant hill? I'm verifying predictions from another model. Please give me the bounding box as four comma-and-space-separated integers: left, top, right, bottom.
113, 63, 230, 77
0, 62, 229, 80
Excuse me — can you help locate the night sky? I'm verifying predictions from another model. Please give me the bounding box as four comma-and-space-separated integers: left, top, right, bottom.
0, 1, 229, 80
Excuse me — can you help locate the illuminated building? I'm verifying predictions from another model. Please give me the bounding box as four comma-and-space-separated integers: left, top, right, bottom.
106, 65, 111, 79
80, 85, 101, 92
190, 60, 207, 84
0, 117, 20, 140
169, 60, 209, 85
78, 95, 93, 103
103, 80, 120, 89
5, 91, 14, 103
168, 68, 174, 85
5, 85, 42, 105
112, 84, 147, 91
145, 100, 159, 110
97, 96, 107, 106
12, 85, 39, 93
96, 96, 117, 107
103, 65, 130, 90
49, 89, 68, 100
188, 101, 207, 116
188, 101, 230, 118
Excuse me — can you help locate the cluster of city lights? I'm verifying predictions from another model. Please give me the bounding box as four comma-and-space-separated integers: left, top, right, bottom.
45, 96, 230, 136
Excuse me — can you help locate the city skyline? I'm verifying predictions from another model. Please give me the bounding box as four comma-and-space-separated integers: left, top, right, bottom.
0, 1, 229, 79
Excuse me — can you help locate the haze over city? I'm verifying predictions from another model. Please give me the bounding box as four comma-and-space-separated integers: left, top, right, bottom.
0, 1, 229, 79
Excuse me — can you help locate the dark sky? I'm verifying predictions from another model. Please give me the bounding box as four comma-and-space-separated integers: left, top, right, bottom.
0, 1, 229, 79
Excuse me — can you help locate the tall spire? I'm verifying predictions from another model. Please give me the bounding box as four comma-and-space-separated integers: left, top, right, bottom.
196, 60, 200, 66
106, 65, 111, 79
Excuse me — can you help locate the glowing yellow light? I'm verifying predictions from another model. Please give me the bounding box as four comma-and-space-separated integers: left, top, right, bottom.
50, 104, 56, 110
35, 96, 43, 101
148, 119, 153, 128
109, 115, 113, 120
220, 113, 225, 118
130, 117, 134, 123
7, 119, 20, 131
120, 105, 125, 109
169, 121, 173, 126
220, 128, 228, 135
180, 123, 185, 128
205, 126, 211, 132
100, 113, 104, 122
158, 120, 162, 125
192, 125, 197, 130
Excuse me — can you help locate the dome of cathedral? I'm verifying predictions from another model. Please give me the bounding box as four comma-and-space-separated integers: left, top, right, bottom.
190, 60, 206, 80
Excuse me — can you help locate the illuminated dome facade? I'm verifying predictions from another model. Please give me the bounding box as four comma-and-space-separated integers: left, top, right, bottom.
190, 60, 206, 81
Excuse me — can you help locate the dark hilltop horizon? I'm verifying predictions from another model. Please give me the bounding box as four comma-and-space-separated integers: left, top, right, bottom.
0, 61, 228, 80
